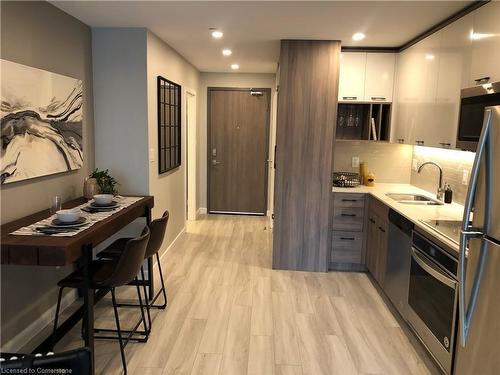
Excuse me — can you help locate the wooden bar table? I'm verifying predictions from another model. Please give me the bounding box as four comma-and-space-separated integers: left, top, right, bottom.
1, 195, 154, 374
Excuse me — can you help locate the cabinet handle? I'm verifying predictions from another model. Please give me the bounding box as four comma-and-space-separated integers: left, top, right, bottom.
378, 226, 386, 233
474, 76, 490, 84
416, 140, 425, 145
369, 218, 375, 223
371, 96, 386, 101
397, 138, 405, 144
339, 237, 355, 241
343, 96, 357, 100
341, 199, 358, 202
439, 142, 451, 147
341, 213, 356, 217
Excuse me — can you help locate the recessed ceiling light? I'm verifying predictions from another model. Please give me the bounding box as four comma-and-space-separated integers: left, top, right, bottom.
425, 54, 435, 60
352, 32, 365, 41
211, 30, 223, 39
222, 49, 232, 56
231, 63, 239, 70
470, 32, 493, 40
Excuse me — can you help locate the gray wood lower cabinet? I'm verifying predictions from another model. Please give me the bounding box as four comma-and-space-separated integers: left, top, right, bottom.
330, 193, 390, 277
272, 40, 341, 272
330, 193, 367, 271
365, 196, 389, 285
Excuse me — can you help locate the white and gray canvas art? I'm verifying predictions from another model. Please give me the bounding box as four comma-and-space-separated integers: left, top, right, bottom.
1, 59, 83, 184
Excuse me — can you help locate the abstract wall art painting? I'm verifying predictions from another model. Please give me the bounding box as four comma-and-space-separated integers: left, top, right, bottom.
1, 59, 83, 184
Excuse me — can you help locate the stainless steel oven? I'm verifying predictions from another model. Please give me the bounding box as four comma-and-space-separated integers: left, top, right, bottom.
407, 230, 458, 375
457, 81, 500, 151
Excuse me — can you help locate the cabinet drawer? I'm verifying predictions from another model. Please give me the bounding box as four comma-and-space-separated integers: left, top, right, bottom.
334, 193, 365, 208
331, 231, 364, 264
332, 207, 364, 231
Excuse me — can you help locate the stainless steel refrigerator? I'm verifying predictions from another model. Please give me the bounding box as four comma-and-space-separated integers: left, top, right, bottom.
455, 105, 500, 374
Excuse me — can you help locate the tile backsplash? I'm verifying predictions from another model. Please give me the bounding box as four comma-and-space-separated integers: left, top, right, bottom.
410, 146, 475, 205
333, 141, 413, 183
333, 141, 476, 206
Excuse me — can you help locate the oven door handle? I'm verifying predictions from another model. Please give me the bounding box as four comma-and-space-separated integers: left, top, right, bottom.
411, 247, 457, 288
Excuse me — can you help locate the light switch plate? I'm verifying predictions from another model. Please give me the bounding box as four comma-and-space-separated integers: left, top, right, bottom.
352, 156, 360, 168
462, 169, 469, 185
149, 147, 155, 163
412, 159, 418, 171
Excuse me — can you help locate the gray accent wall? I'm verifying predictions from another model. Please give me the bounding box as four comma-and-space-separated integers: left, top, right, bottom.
0, 1, 94, 349
92, 28, 149, 195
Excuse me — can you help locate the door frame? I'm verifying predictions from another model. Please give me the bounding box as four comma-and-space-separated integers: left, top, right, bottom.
207, 87, 272, 215
185, 88, 197, 221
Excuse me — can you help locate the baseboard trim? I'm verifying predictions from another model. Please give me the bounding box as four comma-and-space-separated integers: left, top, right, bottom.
158, 226, 186, 264
196, 207, 207, 218
1, 289, 78, 353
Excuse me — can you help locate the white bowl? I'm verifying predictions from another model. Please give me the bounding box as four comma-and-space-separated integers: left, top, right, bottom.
93, 194, 114, 205
56, 209, 80, 223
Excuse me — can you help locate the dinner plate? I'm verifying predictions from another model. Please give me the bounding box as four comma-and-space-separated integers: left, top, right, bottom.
90, 201, 120, 208
50, 217, 87, 228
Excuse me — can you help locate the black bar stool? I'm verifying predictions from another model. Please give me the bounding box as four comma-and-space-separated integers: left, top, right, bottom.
97, 211, 169, 334
52, 228, 150, 375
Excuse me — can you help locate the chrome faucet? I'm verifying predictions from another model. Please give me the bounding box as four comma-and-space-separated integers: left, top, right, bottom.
418, 161, 444, 201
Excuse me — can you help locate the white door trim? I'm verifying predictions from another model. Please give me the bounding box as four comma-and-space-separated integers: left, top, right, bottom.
185, 88, 197, 221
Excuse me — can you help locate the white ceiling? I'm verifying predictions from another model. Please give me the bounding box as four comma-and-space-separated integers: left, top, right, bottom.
52, 1, 472, 73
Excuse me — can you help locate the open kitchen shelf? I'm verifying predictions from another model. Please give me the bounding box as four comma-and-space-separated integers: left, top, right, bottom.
336, 102, 391, 141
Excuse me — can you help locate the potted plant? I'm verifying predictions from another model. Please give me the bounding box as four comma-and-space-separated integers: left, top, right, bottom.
90, 168, 119, 195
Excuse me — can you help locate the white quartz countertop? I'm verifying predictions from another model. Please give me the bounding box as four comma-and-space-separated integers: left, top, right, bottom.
332, 183, 464, 253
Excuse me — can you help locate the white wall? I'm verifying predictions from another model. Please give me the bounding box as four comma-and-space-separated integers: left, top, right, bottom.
146, 31, 200, 249
197, 72, 276, 212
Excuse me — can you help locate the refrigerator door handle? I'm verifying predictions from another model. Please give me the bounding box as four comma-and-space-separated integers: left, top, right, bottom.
459, 109, 492, 347
462, 109, 492, 232
459, 234, 488, 347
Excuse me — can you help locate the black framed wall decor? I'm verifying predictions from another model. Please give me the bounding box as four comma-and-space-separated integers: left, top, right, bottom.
157, 76, 181, 174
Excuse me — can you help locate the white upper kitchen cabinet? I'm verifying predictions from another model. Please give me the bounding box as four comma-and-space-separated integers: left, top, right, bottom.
434, 14, 473, 148
338, 52, 366, 102
392, 48, 421, 145
412, 31, 442, 148
364, 53, 395, 102
470, 1, 500, 85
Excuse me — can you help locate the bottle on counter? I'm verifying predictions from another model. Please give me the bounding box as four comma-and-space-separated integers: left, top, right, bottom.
359, 162, 367, 185
444, 183, 453, 204
366, 170, 375, 187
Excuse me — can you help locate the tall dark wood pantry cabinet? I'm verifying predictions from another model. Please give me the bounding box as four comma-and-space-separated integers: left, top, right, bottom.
272, 40, 341, 272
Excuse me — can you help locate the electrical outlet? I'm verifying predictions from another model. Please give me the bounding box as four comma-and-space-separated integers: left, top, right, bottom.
352, 156, 360, 168
412, 158, 418, 171
462, 169, 469, 185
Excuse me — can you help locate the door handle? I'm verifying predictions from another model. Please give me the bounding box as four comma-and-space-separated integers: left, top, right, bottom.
212, 160, 221, 166
411, 247, 457, 288
474, 76, 490, 84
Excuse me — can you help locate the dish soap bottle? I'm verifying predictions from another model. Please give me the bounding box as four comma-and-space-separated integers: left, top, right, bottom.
444, 183, 453, 204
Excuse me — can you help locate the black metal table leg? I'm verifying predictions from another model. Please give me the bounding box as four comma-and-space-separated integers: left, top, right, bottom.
82, 243, 95, 375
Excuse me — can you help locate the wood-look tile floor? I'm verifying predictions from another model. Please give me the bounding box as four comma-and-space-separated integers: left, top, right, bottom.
56, 215, 433, 375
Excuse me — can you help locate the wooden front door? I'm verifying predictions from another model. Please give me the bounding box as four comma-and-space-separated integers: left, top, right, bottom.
208, 88, 270, 214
